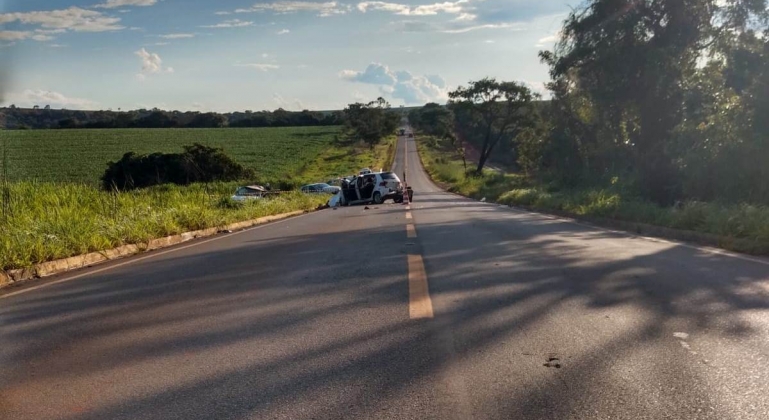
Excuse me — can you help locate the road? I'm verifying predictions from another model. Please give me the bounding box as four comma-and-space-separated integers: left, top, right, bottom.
2, 132, 769, 419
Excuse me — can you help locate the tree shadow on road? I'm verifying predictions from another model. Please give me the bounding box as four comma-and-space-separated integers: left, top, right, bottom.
2, 201, 768, 420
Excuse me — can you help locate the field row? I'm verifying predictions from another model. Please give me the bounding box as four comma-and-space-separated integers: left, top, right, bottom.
0, 127, 342, 185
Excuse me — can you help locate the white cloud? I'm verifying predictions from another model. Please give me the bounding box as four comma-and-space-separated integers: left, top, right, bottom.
159, 33, 194, 39
4, 90, 97, 109
442, 22, 524, 34
135, 48, 173, 78
357, 1, 475, 19
236, 63, 280, 71
31, 34, 55, 41
0, 7, 124, 33
340, 63, 448, 105
522, 81, 549, 97
340, 63, 397, 85
276, 29, 290, 34
49, 43, 68, 48
535, 33, 559, 47
0, 31, 33, 41
94, 0, 157, 9
0, 30, 58, 42
484, 39, 495, 43
234, 2, 350, 17
215, 11, 232, 16
201, 19, 254, 28
273, 93, 306, 111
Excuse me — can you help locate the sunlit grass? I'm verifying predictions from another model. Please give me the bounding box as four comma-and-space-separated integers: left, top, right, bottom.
0, 181, 327, 271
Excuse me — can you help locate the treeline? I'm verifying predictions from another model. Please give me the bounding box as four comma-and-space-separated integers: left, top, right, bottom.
412, 0, 769, 206
0, 107, 343, 130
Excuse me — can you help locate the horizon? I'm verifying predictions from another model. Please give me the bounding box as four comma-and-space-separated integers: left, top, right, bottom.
0, 0, 573, 113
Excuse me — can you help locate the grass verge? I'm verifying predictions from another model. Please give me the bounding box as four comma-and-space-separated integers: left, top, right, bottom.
0, 130, 396, 272
297, 135, 397, 183
417, 135, 769, 255
0, 182, 327, 271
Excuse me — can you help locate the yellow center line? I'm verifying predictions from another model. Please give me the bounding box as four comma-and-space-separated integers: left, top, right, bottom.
406, 223, 417, 238
408, 254, 434, 319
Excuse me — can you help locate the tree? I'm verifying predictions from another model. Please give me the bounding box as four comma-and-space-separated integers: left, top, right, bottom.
448, 78, 538, 174
410, 103, 467, 170
541, 0, 768, 203
186, 112, 227, 128
343, 97, 400, 148
409, 103, 452, 137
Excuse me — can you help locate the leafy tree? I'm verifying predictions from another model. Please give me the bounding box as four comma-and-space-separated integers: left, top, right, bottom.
343, 97, 400, 148
187, 112, 227, 128
448, 78, 538, 174
409, 103, 453, 137
540, 0, 768, 203
135, 110, 177, 128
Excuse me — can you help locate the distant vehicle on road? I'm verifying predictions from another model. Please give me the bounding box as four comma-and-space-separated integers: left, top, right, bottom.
399, 128, 406, 136
300, 183, 341, 194
408, 133, 414, 138
231, 185, 268, 202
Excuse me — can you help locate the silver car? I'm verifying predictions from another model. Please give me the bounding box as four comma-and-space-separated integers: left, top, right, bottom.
231, 185, 268, 201
300, 183, 341, 194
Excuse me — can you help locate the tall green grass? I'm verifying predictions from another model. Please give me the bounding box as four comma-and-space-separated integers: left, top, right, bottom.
0, 181, 327, 271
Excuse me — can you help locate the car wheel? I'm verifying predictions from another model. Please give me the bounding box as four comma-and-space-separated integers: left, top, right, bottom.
393, 195, 403, 204
373, 192, 383, 204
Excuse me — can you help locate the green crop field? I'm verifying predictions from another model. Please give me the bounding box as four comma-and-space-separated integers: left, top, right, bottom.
0, 126, 342, 185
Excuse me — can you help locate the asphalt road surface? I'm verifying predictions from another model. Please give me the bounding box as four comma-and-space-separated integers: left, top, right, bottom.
2, 131, 769, 420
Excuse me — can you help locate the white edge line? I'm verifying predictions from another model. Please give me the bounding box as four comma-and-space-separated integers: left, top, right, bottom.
1, 212, 314, 300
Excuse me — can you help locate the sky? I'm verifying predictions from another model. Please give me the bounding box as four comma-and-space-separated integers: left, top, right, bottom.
0, 0, 575, 112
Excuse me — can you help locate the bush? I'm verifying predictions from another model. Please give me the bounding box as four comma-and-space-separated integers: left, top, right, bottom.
101, 143, 255, 191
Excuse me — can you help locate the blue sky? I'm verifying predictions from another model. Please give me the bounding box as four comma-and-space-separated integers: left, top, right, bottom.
0, 0, 574, 112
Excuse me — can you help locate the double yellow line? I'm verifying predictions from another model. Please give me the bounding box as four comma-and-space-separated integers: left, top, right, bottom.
405, 210, 433, 319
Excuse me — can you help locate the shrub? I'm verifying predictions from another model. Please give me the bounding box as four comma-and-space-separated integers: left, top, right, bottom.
101, 143, 255, 191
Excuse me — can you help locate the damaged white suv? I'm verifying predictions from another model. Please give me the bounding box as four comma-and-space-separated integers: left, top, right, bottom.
329, 172, 406, 206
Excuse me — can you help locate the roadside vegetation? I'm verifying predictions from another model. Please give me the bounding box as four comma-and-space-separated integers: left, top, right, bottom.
0, 106, 398, 272
0, 182, 327, 271
409, 0, 769, 255
418, 134, 769, 255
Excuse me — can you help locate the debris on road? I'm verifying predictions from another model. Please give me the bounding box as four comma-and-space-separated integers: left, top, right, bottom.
544, 354, 561, 368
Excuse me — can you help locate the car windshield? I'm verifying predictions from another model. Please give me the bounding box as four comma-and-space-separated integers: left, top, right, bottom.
380, 172, 399, 180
